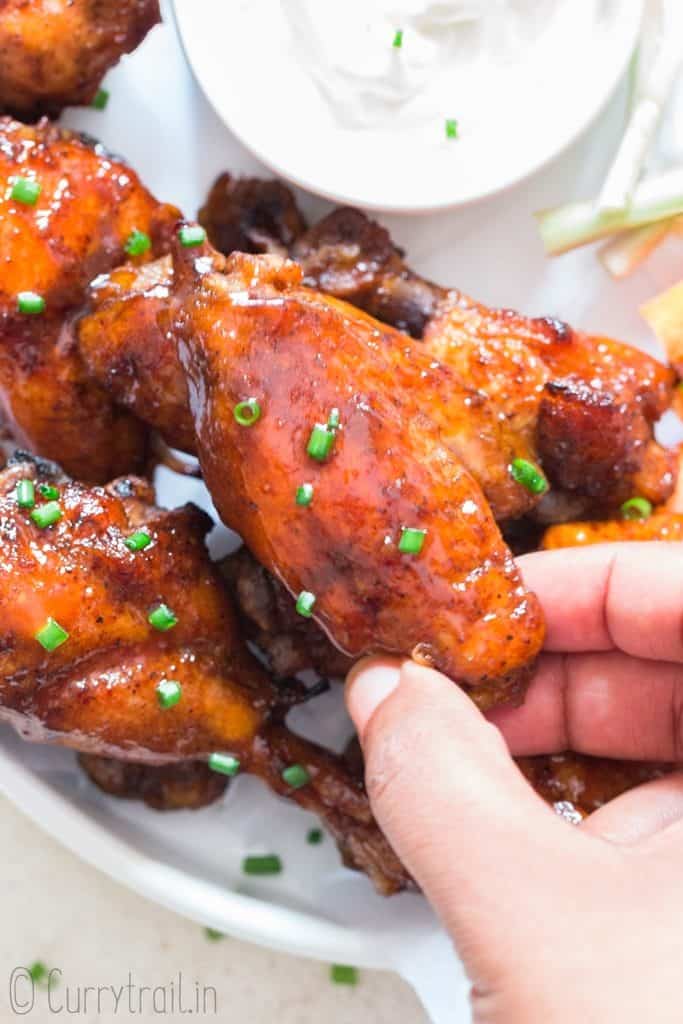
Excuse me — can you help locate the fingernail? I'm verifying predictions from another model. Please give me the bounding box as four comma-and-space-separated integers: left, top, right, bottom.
345, 658, 401, 737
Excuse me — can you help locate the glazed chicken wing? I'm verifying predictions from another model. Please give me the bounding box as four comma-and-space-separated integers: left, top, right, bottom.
201, 182, 677, 516
167, 240, 544, 707
0, 0, 160, 120
0, 117, 179, 480
0, 453, 409, 894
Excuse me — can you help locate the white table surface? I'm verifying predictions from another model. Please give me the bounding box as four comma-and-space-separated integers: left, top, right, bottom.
0, 794, 426, 1023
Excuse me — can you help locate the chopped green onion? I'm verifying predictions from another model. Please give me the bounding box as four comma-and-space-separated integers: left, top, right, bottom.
621, 496, 652, 520
148, 603, 178, 631
307, 828, 323, 845
38, 483, 59, 500
398, 526, 426, 555
208, 752, 241, 776
295, 483, 314, 506
30, 501, 62, 529
295, 591, 316, 618
28, 962, 48, 984
178, 225, 207, 247
124, 229, 151, 257
204, 928, 224, 942
156, 679, 182, 709
330, 965, 358, 986
233, 398, 261, 426
35, 617, 69, 652
445, 119, 459, 140
16, 479, 35, 509
509, 458, 548, 495
327, 407, 340, 430
125, 530, 151, 552
91, 88, 110, 110
307, 423, 335, 461
242, 854, 282, 876
281, 764, 310, 789
392, 28, 403, 48
17, 291, 45, 315
11, 177, 41, 206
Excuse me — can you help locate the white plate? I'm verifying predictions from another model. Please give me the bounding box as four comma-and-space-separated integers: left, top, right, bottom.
0, 7, 681, 1024
172, 0, 644, 212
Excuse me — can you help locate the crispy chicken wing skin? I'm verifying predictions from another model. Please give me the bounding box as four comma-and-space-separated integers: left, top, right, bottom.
0, 117, 179, 480
424, 298, 676, 512
0, 1, 160, 120
78, 755, 230, 811
199, 173, 308, 258
169, 241, 544, 705
78, 256, 196, 454
0, 455, 409, 893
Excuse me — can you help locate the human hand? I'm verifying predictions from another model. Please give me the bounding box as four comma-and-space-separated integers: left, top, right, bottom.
345, 543, 683, 1024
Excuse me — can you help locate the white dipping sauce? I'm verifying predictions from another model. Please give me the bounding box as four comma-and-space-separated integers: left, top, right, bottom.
282, 0, 606, 134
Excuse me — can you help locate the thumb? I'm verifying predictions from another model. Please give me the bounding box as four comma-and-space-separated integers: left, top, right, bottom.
345, 658, 588, 981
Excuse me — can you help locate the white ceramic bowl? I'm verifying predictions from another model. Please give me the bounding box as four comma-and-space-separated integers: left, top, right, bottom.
173, 0, 644, 213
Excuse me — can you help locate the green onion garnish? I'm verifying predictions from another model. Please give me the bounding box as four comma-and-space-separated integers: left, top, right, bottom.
17, 291, 45, 315
296, 483, 314, 506
509, 458, 548, 495
178, 225, 207, 247
208, 752, 241, 776
156, 679, 182, 709
35, 617, 69, 652
204, 928, 224, 942
330, 965, 358, 986
28, 962, 48, 984
242, 854, 282, 876
398, 526, 426, 555
11, 177, 41, 206
307, 423, 335, 461
148, 603, 178, 631
281, 764, 310, 789
16, 479, 35, 509
91, 88, 110, 110
392, 28, 403, 48
307, 828, 323, 845
38, 483, 59, 500
233, 398, 261, 426
125, 530, 151, 552
296, 591, 316, 617
445, 119, 459, 140
30, 501, 62, 529
621, 496, 652, 520
124, 229, 151, 257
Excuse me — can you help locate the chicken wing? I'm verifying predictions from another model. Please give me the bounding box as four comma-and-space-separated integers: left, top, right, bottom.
198, 172, 308, 258
517, 753, 668, 821
0, 117, 179, 479
201, 184, 677, 515
0, 1, 160, 120
167, 239, 544, 706
0, 453, 409, 894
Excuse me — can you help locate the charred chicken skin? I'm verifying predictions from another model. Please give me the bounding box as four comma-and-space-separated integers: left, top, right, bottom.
168, 240, 544, 707
0, 0, 160, 120
0, 453, 409, 894
0, 117, 179, 480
